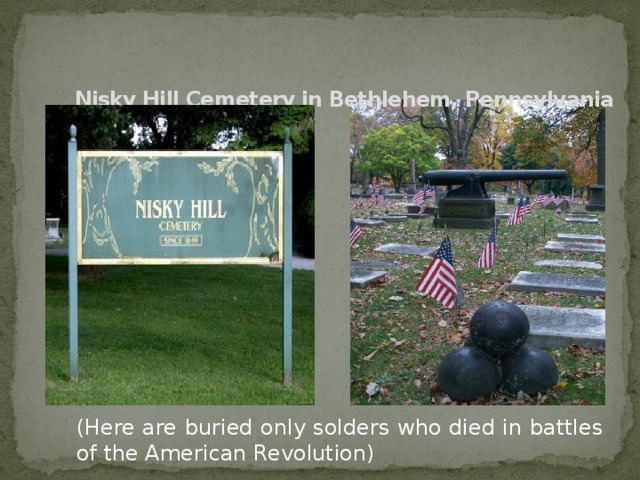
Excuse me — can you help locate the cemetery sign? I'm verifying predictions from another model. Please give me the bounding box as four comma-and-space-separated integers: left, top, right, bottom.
77, 151, 283, 264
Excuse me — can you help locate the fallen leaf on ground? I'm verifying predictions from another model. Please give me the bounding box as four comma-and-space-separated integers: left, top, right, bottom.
366, 382, 380, 397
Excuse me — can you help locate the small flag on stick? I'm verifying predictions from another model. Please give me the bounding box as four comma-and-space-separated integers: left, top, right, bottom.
477, 228, 497, 268
507, 198, 524, 226
531, 191, 545, 208
555, 206, 562, 219
350, 218, 363, 247
425, 183, 435, 199
416, 235, 457, 310
542, 192, 555, 207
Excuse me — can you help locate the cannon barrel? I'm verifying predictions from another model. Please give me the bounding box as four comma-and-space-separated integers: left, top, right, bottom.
420, 169, 567, 185
419, 169, 567, 198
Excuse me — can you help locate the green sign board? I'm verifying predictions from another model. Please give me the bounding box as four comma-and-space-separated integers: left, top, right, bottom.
77, 151, 283, 265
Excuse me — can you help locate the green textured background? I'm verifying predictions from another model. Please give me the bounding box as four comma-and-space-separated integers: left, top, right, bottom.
1, 1, 638, 479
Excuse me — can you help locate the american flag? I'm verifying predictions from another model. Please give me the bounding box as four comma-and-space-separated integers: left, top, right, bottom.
402, 190, 408, 203
554, 195, 564, 206
477, 228, 497, 268
350, 218, 363, 247
416, 236, 457, 309
507, 198, 524, 226
380, 190, 389, 207
523, 197, 532, 215
555, 206, 562, 218
542, 192, 555, 207
413, 184, 434, 205
425, 184, 435, 198
412, 188, 425, 205
531, 191, 545, 208
370, 191, 377, 206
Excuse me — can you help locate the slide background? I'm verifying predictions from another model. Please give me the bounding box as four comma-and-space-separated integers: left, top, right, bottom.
1, 1, 638, 478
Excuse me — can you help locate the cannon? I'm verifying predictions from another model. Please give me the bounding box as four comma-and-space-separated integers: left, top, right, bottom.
417, 169, 568, 229
419, 169, 567, 199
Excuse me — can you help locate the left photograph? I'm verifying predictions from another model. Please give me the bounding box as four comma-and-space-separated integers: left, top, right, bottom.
45, 105, 315, 405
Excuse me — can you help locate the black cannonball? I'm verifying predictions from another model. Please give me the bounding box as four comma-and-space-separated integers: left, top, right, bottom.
470, 301, 530, 357
464, 336, 477, 348
437, 347, 501, 402
501, 344, 559, 395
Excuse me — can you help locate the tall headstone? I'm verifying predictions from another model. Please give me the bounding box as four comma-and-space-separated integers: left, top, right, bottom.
407, 159, 417, 194
586, 109, 605, 211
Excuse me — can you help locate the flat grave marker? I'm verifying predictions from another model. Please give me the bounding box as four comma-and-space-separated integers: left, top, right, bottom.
370, 215, 408, 223
353, 218, 386, 227
544, 241, 605, 254
375, 244, 438, 258
351, 260, 402, 271
517, 305, 605, 350
566, 211, 596, 217
350, 270, 387, 289
510, 271, 605, 296
534, 259, 603, 270
557, 233, 605, 244
565, 217, 599, 225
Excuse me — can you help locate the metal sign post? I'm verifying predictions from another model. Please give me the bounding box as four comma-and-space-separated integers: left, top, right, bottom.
283, 128, 293, 384
68, 125, 79, 381
67, 126, 293, 384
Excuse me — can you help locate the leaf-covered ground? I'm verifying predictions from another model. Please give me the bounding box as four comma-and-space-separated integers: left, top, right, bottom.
350, 195, 605, 406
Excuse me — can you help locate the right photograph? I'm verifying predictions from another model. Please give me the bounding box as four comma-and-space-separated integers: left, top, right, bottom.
349, 96, 606, 406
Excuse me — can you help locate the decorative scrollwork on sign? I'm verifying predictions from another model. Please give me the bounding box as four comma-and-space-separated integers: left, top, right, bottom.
82, 156, 160, 258
197, 155, 279, 257
130, 157, 160, 195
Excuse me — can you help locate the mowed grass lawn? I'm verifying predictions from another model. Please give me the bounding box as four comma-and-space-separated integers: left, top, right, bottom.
46, 256, 314, 405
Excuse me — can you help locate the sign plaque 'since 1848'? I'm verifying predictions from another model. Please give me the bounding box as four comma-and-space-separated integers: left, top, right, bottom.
77, 151, 283, 265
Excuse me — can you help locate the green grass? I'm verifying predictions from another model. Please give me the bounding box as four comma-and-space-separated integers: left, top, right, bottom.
46, 256, 314, 405
350, 197, 605, 406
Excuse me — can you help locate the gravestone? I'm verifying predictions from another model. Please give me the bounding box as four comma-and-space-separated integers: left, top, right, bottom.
544, 241, 605, 254
517, 305, 605, 350
45, 218, 62, 243
556, 233, 605, 244
510, 271, 605, 296
534, 259, 603, 270
353, 218, 386, 227
586, 110, 605, 212
370, 215, 408, 223
407, 159, 417, 193
351, 260, 402, 271
565, 217, 599, 225
350, 270, 387, 289
375, 244, 438, 258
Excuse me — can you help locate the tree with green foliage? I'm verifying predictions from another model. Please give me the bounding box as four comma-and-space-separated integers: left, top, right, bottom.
499, 115, 573, 194
357, 122, 440, 192
350, 104, 411, 186
46, 106, 315, 234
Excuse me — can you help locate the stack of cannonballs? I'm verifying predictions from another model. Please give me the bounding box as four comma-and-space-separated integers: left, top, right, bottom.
437, 301, 559, 403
